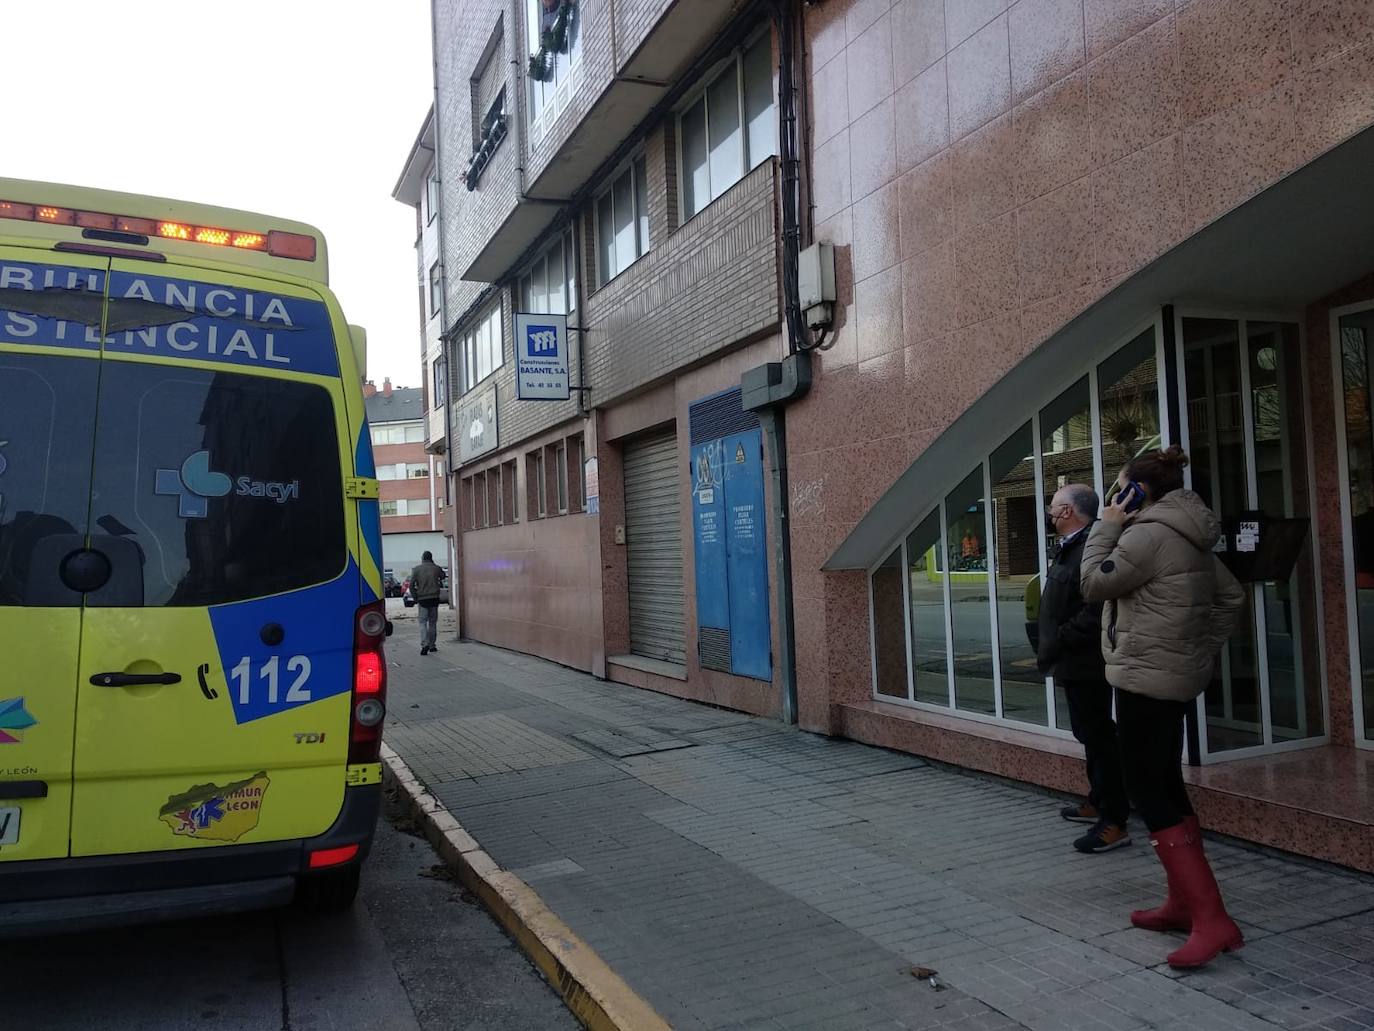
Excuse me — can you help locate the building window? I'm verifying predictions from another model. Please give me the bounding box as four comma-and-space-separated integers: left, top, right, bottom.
679, 32, 776, 222
596, 156, 649, 287
426, 170, 439, 224
486, 470, 500, 527
432, 358, 446, 409
429, 262, 442, 317
554, 442, 569, 513
528, 449, 546, 517
568, 434, 584, 511
409, 463, 429, 478
503, 460, 519, 522
464, 475, 477, 530
518, 232, 576, 315
526, 0, 582, 138
472, 471, 487, 527
379, 498, 429, 518
871, 326, 1167, 732
370, 424, 425, 446
460, 304, 504, 393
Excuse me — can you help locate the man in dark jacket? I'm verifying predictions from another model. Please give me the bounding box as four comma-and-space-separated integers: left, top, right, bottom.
1039, 483, 1130, 854
410, 551, 444, 656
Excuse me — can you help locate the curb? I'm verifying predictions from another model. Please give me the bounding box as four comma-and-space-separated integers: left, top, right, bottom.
380, 744, 672, 1031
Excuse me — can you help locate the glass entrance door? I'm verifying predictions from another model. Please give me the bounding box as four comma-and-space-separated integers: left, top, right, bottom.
1177, 316, 1325, 759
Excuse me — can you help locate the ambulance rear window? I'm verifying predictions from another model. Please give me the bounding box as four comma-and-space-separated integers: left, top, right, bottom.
88, 361, 347, 607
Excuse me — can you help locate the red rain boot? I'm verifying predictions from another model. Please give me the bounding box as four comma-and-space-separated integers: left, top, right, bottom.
1149, 821, 1243, 969
1131, 814, 1199, 932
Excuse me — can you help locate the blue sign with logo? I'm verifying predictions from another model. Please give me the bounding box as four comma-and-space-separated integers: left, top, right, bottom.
514, 311, 569, 400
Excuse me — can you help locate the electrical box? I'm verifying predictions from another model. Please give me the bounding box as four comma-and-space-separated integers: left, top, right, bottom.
797, 243, 835, 311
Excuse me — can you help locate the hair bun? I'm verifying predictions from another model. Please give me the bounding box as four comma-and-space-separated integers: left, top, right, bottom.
1158, 445, 1190, 469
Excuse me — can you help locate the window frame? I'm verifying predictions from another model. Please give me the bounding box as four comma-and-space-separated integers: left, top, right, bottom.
594, 152, 650, 289
517, 230, 577, 316
530, 449, 547, 517
675, 27, 777, 224
428, 262, 442, 318
426, 170, 440, 225
432, 357, 447, 410
526, 0, 584, 142
458, 302, 505, 396
867, 314, 1171, 740
554, 441, 569, 514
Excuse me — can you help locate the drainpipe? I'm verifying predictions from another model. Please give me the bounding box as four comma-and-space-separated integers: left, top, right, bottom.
431, 0, 459, 631
739, 0, 821, 725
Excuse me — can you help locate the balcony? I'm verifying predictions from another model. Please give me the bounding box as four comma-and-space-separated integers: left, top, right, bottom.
460, 0, 744, 283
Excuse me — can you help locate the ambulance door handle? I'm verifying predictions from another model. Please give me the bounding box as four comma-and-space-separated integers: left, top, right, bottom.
90, 672, 182, 687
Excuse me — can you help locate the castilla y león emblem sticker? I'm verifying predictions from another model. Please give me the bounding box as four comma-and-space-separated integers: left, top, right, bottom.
159, 772, 270, 842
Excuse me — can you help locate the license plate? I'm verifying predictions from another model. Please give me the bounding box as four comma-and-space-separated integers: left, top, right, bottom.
0, 806, 19, 846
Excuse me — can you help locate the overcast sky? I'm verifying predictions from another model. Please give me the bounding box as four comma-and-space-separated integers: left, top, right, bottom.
5, 1, 434, 387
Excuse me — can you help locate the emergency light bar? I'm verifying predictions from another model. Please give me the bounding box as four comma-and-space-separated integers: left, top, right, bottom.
0, 199, 316, 261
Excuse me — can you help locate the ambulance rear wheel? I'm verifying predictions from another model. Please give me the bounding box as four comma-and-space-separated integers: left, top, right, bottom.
295, 866, 361, 912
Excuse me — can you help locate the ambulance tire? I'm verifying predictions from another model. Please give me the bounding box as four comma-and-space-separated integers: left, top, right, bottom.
295, 865, 361, 912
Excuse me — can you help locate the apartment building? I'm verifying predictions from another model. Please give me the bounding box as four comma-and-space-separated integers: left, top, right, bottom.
392, 107, 456, 580
423, 0, 1374, 872
430, 0, 786, 713
364, 380, 447, 574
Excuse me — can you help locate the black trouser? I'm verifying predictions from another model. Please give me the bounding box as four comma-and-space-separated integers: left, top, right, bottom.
1115, 689, 1194, 833
1061, 678, 1129, 826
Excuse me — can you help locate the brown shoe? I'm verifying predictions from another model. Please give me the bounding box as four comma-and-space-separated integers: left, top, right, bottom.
1060, 801, 1099, 824
1074, 820, 1132, 854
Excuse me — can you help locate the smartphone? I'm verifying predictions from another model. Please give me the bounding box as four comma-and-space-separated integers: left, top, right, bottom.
1119, 480, 1146, 513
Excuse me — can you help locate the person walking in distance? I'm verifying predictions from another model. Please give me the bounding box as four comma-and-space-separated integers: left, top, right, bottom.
411, 551, 443, 656
1038, 483, 1130, 854
1081, 446, 1245, 970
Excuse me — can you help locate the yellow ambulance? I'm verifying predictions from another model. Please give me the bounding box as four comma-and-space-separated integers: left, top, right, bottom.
0, 178, 389, 934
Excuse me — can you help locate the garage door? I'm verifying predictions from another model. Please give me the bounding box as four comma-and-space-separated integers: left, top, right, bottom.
624, 429, 685, 664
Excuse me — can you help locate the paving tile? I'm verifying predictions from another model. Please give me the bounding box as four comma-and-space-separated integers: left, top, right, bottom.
384, 634, 1374, 1031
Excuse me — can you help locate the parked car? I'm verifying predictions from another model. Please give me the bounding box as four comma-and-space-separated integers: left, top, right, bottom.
383, 571, 402, 598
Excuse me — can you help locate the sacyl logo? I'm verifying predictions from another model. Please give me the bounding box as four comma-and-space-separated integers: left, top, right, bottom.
525, 324, 557, 358
157, 451, 300, 519
156, 450, 231, 519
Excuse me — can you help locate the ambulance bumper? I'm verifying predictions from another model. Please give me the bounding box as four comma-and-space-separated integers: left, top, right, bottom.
0, 783, 380, 938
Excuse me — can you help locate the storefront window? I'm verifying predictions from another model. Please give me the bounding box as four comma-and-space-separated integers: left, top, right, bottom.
945, 468, 993, 715
870, 314, 1323, 759
1184, 317, 1262, 752
872, 546, 909, 700
1039, 378, 1094, 731
1340, 310, 1374, 742
991, 424, 1045, 726
872, 326, 1166, 733
1250, 322, 1323, 743
906, 511, 948, 706
1096, 328, 1161, 495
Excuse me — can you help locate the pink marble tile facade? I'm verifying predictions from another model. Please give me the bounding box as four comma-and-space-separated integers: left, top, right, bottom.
795, 0, 1374, 770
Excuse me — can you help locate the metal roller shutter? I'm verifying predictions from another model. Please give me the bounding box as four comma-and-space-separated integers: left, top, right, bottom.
624, 429, 685, 664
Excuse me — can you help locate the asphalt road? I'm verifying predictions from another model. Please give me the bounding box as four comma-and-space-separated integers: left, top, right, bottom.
0, 802, 575, 1031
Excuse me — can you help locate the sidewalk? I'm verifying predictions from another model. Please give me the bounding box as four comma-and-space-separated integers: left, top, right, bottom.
383, 621, 1374, 1031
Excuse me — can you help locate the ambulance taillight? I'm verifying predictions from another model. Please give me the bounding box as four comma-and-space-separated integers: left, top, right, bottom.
350, 603, 388, 764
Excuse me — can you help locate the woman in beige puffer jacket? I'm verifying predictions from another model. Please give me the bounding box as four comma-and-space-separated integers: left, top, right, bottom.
1080, 446, 1245, 972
